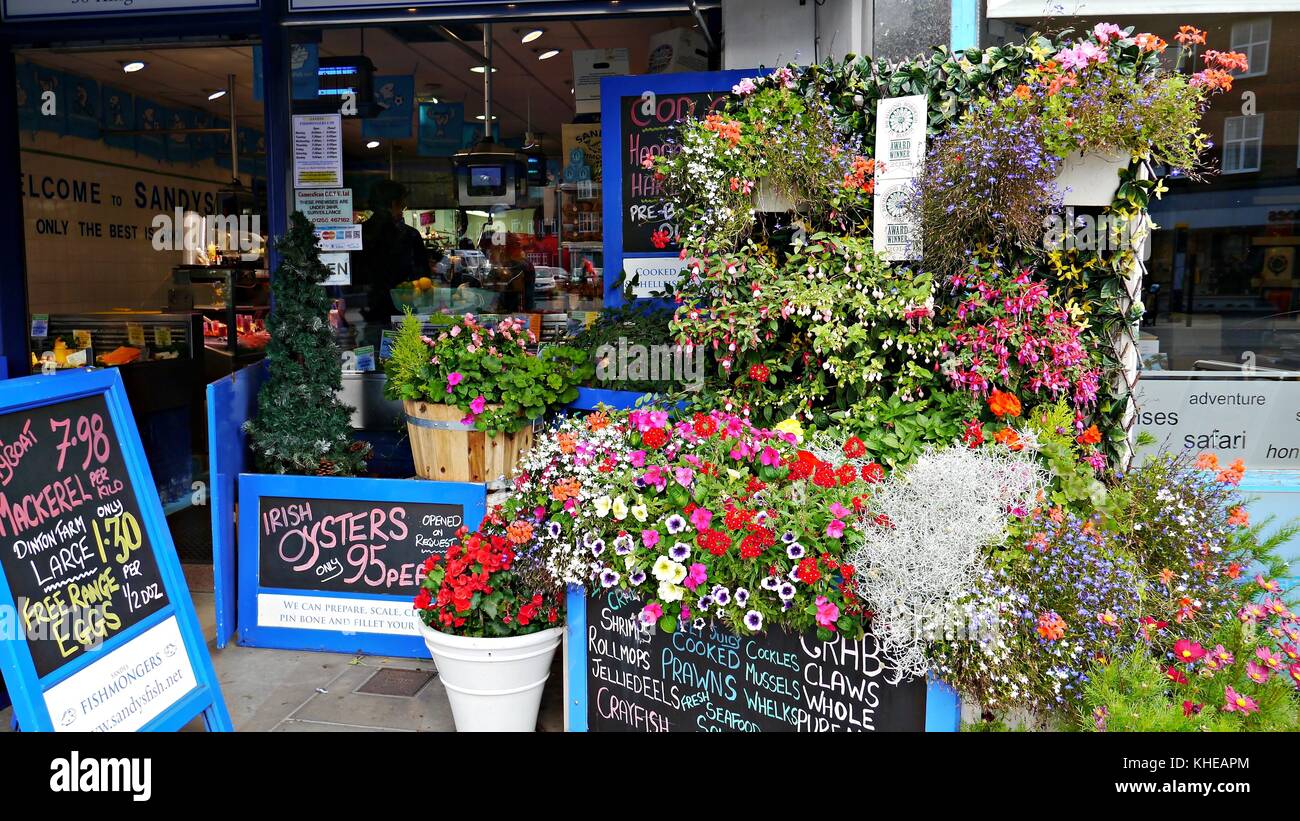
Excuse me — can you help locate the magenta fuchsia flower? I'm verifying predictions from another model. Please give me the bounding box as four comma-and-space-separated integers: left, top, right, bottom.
673, 467, 695, 488
814, 596, 840, 629
1223, 686, 1259, 715
829, 502, 851, 519
641, 529, 660, 549
760, 446, 781, 467
628, 450, 647, 468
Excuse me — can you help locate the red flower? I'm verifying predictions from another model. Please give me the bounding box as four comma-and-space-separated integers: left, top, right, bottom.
650, 228, 671, 249
641, 427, 669, 449
748, 363, 770, 382
1076, 424, 1102, 446
812, 464, 837, 489
413, 588, 433, 610
699, 528, 731, 556
692, 413, 717, 437
963, 419, 984, 448
842, 436, 867, 459
1165, 666, 1189, 685
987, 389, 1022, 419
1173, 638, 1205, 664
836, 464, 858, 486
1182, 700, 1203, 717
861, 462, 884, 484
796, 556, 822, 584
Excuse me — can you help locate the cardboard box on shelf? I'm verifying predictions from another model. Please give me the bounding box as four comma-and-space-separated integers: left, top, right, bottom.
648, 27, 711, 73
573, 48, 630, 114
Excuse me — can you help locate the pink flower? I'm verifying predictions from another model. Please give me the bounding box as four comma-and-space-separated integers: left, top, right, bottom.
1246, 661, 1270, 684
825, 520, 845, 539
814, 596, 840, 630
731, 77, 757, 96
683, 562, 708, 591
449, 325, 461, 337
642, 529, 660, 548
690, 507, 713, 531
1255, 646, 1284, 671
760, 446, 781, 467
674, 467, 695, 488
628, 450, 647, 468
829, 502, 851, 519
469, 395, 487, 414
1092, 22, 1123, 43
640, 602, 663, 625
446, 372, 463, 393
1223, 686, 1259, 715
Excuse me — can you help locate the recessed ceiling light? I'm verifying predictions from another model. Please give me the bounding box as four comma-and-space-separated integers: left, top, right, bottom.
207, 89, 227, 101
475, 114, 498, 121
122, 61, 147, 73
521, 28, 545, 44
470, 65, 498, 74
366, 139, 381, 149
537, 49, 560, 61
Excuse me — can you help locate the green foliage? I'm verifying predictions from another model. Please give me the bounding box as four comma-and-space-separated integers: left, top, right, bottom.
383, 311, 592, 436
244, 211, 369, 476
567, 305, 686, 393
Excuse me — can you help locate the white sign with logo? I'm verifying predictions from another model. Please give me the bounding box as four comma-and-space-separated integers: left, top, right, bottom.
292, 114, 344, 189
314, 224, 362, 252
3, 0, 257, 19
874, 95, 927, 180
257, 592, 423, 636
42, 616, 198, 732
625, 256, 688, 299
319, 251, 352, 285
1133, 377, 1300, 469
873, 180, 921, 262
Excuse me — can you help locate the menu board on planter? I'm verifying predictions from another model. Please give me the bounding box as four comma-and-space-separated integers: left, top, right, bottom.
586, 590, 926, 732
256, 495, 466, 597
619, 90, 729, 254
0, 368, 229, 731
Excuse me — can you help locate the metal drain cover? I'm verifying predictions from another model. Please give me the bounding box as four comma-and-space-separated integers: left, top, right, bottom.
355, 668, 435, 698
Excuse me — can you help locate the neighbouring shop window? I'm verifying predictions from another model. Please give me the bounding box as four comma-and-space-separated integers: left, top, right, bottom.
1230, 17, 1271, 78
1223, 114, 1264, 174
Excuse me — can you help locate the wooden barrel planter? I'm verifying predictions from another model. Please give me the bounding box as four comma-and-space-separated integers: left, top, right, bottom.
403, 400, 533, 483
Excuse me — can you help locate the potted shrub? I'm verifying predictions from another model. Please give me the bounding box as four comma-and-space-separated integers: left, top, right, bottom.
413, 517, 564, 732
384, 310, 591, 483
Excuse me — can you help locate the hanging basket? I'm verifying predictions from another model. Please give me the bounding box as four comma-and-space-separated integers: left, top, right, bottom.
1055, 150, 1129, 207
403, 399, 533, 484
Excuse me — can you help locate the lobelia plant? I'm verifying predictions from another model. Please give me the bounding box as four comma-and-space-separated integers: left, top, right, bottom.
384, 309, 591, 436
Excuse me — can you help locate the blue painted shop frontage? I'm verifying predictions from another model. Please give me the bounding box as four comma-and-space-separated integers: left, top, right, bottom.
1, 2, 1297, 735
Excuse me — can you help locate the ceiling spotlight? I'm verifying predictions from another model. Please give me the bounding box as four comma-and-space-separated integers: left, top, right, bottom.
470, 65, 498, 74
366, 139, 381, 149
475, 114, 498, 121
207, 89, 227, 101
537, 49, 560, 61
520, 28, 545, 44
122, 61, 147, 73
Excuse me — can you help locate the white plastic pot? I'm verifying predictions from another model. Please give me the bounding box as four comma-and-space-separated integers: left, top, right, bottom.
419, 623, 562, 732
1055, 150, 1129, 206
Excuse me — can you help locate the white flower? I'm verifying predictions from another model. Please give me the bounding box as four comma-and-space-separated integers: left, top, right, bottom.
630, 502, 648, 523
658, 581, 685, 603
593, 495, 612, 517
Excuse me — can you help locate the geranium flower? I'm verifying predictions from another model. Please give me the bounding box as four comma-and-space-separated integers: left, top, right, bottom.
1076, 424, 1102, 446
1175, 25, 1206, 47
1227, 506, 1249, 526
1223, 686, 1259, 715
1036, 611, 1067, 641
1173, 639, 1205, 664
987, 389, 1022, 418
1092, 23, 1123, 44
814, 596, 840, 629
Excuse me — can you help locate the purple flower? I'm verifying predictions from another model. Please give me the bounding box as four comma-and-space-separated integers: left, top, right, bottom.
665, 514, 688, 534
599, 568, 620, 588
787, 542, 806, 560
743, 610, 763, 631
669, 541, 691, 561
628, 568, 647, 586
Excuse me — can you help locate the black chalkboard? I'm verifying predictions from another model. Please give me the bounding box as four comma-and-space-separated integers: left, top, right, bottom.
586, 590, 927, 732
620, 90, 730, 254
256, 495, 466, 597
0, 393, 169, 679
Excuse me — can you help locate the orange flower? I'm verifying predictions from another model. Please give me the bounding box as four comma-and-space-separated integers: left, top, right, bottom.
505, 520, 534, 545
1036, 612, 1067, 641
1076, 424, 1102, 446
557, 432, 578, 455
987, 389, 1022, 419
550, 478, 581, 502
1216, 458, 1245, 485
1195, 452, 1220, 471
1175, 25, 1206, 47
1227, 506, 1249, 527
1013, 84, 1032, 100
1159, 567, 1175, 586
586, 411, 611, 432
993, 427, 1024, 452
1135, 33, 1167, 53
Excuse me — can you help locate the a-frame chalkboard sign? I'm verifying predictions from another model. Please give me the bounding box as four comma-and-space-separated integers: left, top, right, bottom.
0, 368, 231, 731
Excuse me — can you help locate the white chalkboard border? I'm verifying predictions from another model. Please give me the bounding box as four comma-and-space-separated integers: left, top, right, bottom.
0, 368, 231, 731
237, 472, 485, 656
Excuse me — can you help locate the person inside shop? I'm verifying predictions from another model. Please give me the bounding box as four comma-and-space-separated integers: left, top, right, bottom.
354, 180, 430, 342
492, 232, 536, 313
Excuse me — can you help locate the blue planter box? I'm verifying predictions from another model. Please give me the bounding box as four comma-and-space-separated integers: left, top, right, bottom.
568, 386, 655, 411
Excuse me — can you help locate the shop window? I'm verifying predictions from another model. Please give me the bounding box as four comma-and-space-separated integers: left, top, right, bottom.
1222, 114, 1264, 174
1229, 17, 1270, 78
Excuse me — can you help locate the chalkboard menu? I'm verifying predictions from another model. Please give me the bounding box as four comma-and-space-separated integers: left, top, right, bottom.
0, 394, 169, 679
586, 590, 927, 732
620, 90, 729, 254
257, 495, 466, 597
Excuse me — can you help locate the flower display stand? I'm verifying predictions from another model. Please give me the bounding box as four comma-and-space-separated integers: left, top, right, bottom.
1055, 150, 1128, 206
404, 399, 533, 483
